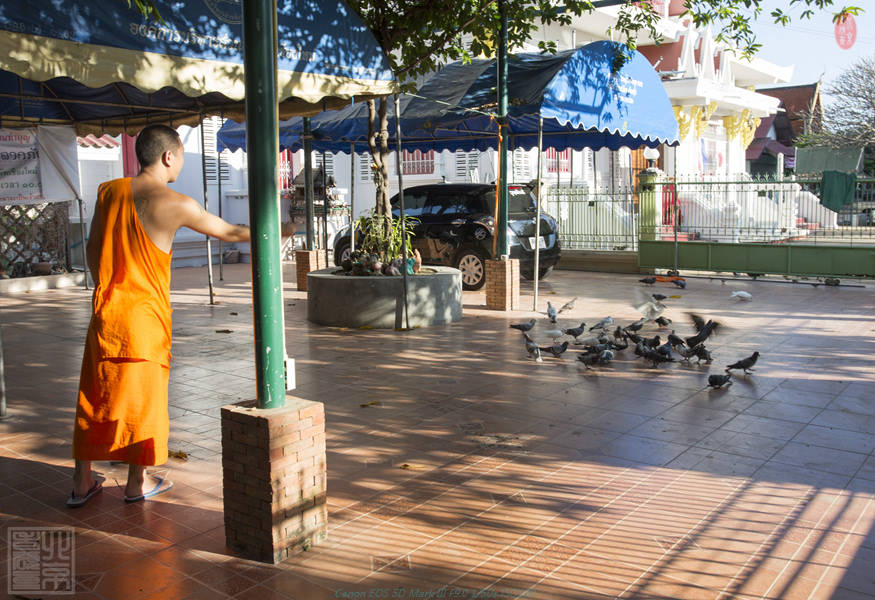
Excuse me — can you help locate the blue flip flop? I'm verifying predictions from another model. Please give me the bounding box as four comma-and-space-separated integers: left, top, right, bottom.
66, 480, 103, 508
124, 476, 173, 503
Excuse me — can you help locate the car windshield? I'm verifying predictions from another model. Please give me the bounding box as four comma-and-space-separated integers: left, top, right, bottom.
481, 187, 536, 214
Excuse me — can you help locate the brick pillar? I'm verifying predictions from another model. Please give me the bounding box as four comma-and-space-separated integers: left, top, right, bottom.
295, 250, 327, 291
221, 397, 327, 563
485, 258, 520, 311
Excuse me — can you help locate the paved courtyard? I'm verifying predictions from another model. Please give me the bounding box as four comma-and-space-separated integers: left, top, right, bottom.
1, 263, 874, 599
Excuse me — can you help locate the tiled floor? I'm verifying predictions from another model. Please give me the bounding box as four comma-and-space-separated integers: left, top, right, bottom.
1, 264, 874, 599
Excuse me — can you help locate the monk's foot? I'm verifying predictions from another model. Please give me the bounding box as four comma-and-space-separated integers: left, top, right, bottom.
73, 475, 95, 498
124, 476, 145, 498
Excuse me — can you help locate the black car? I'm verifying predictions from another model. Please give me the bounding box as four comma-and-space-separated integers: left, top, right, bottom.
333, 183, 561, 290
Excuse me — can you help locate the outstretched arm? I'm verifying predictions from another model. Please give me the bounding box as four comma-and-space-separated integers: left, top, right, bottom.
178, 196, 250, 242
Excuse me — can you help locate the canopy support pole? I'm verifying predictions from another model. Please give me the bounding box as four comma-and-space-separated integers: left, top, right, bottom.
350, 142, 356, 254
217, 112, 224, 281
496, 0, 509, 258
321, 153, 329, 265
199, 116, 216, 305
533, 117, 543, 311
242, 0, 286, 409
0, 323, 7, 419
303, 118, 315, 250
78, 198, 89, 290
394, 94, 410, 330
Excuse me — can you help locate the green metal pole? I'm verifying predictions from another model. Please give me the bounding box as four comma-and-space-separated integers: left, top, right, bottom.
303, 117, 315, 250
242, 0, 286, 409
496, 0, 509, 257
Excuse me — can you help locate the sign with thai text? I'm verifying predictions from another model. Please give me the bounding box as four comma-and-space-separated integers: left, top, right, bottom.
835, 15, 856, 50
0, 128, 41, 203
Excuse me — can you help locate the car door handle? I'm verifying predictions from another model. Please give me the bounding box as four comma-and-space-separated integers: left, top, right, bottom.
451, 219, 466, 226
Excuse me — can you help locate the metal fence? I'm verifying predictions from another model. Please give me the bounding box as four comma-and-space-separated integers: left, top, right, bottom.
645, 176, 875, 247
1, 202, 70, 277
542, 185, 638, 251
544, 175, 875, 252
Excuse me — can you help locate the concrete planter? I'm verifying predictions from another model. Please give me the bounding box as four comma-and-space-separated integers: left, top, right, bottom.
307, 266, 463, 329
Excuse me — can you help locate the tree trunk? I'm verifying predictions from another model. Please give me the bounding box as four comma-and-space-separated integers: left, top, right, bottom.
367, 97, 393, 241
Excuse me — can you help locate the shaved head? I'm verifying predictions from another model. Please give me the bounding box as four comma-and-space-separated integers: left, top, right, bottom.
135, 124, 182, 167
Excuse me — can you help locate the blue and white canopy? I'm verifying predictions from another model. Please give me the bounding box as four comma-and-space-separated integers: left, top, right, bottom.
0, 0, 396, 134
218, 41, 678, 153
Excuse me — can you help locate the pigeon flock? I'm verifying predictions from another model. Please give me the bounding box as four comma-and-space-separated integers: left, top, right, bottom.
510, 278, 761, 390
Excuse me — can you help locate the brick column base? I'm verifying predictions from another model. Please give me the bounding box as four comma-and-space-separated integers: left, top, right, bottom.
485, 258, 520, 311
221, 397, 327, 564
295, 250, 327, 291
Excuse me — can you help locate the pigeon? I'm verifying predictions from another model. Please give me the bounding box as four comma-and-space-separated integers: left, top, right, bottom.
730, 290, 752, 301
609, 337, 629, 351
726, 352, 759, 375
510, 319, 536, 332
589, 317, 614, 331
639, 277, 656, 285
547, 302, 558, 323
651, 293, 668, 302
558, 297, 578, 314
598, 349, 615, 365
655, 316, 673, 327
708, 373, 732, 389
561, 322, 586, 342
624, 320, 645, 333
543, 329, 565, 341
643, 348, 675, 368
625, 331, 643, 345
577, 333, 608, 347
523, 333, 543, 362
643, 335, 661, 349
612, 326, 626, 341
672, 279, 686, 289
692, 344, 713, 364
539, 341, 569, 358
635, 299, 665, 322
577, 353, 600, 369
667, 331, 685, 348
685, 316, 720, 349
677, 345, 698, 362
688, 313, 706, 333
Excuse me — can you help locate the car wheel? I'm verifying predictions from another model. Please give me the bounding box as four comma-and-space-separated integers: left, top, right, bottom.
334, 241, 351, 266
454, 248, 487, 290
521, 265, 554, 281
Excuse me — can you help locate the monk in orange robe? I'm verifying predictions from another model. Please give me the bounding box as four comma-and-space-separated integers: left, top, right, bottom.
70, 124, 250, 506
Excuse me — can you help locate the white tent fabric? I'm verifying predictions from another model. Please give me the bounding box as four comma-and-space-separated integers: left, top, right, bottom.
37, 125, 81, 203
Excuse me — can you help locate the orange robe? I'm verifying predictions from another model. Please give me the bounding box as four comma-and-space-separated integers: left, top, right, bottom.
73, 178, 173, 466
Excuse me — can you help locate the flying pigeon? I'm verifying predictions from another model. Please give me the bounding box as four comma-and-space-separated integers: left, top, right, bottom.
539, 341, 570, 358
547, 302, 558, 323
589, 317, 614, 331
561, 322, 586, 342
708, 373, 732, 389
558, 297, 578, 314
730, 290, 752, 301
510, 319, 536, 332
639, 277, 657, 285
726, 352, 759, 375
636, 299, 665, 322
523, 333, 543, 362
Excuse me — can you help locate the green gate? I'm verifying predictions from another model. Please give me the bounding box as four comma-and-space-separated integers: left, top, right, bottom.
637, 175, 875, 278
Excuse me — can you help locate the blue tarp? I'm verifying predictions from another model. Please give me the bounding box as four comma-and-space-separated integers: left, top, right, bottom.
218, 41, 679, 154
0, 0, 395, 134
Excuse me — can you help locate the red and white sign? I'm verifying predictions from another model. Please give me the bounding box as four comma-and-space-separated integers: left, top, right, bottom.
835, 14, 857, 50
